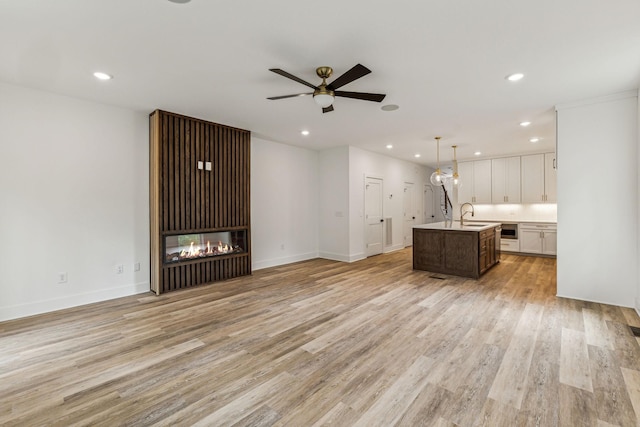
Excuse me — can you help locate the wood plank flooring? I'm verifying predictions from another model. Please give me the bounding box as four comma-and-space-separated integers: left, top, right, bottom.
1, 250, 640, 426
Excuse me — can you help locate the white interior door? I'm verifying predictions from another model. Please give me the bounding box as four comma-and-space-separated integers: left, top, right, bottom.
403, 182, 415, 247
365, 176, 384, 257
423, 184, 435, 223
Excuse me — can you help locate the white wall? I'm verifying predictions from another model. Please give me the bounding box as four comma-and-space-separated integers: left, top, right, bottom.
556, 91, 638, 308
348, 146, 431, 260
318, 146, 350, 261
250, 137, 319, 269
0, 83, 150, 321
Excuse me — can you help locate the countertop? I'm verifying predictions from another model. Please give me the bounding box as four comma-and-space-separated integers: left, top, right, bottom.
413, 221, 502, 232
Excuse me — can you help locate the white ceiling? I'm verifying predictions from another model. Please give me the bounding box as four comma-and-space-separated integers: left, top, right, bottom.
1, 0, 639, 167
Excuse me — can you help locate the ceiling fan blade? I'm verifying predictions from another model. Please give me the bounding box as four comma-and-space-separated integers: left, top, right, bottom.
334, 91, 386, 102
326, 64, 371, 90
267, 93, 313, 100
269, 69, 318, 90
322, 105, 334, 113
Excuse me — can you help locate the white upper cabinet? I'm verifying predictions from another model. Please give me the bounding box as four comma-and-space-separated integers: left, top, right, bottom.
544, 152, 557, 202
521, 153, 556, 203
491, 156, 521, 203
458, 159, 492, 204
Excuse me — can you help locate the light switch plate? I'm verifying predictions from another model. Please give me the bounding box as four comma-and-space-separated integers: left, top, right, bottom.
205, 162, 212, 171
197, 161, 204, 170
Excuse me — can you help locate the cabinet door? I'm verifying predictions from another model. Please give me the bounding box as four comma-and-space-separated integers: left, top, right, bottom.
457, 161, 474, 204
519, 229, 542, 254
473, 160, 492, 204
492, 157, 521, 203
544, 153, 557, 202
521, 154, 545, 203
505, 156, 521, 203
542, 230, 557, 255
491, 158, 507, 204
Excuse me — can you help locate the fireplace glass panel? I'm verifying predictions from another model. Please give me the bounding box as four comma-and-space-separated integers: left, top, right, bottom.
165, 230, 246, 264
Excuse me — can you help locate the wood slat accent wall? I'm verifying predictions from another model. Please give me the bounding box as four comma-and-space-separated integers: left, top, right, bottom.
150, 110, 251, 294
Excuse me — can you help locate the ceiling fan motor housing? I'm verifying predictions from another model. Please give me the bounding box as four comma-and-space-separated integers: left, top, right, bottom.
316, 66, 333, 79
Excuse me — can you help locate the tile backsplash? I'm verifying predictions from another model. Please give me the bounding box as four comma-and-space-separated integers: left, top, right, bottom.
465, 203, 557, 222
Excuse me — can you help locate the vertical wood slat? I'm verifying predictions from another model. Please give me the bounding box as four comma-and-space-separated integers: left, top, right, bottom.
150, 110, 251, 294
184, 119, 191, 230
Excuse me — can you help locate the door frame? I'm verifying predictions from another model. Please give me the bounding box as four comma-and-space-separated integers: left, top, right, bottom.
364, 173, 384, 257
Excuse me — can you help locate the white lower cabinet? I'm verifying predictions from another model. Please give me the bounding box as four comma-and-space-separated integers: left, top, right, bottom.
519, 223, 557, 255
500, 239, 520, 252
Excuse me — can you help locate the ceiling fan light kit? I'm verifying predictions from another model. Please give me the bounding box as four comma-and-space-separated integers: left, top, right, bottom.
268, 64, 386, 113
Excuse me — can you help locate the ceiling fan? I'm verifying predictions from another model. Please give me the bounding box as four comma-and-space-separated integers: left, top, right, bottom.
267, 64, 386, 113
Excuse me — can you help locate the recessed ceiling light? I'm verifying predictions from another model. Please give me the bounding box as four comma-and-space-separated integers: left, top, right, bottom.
93, 72, 112, 80
474, 151, 482, 156
414, 154, 421, 158
301, 130, 309, 136
506, 73, 524, 82
381, 104, 399, 112
520, 121, 531, 127
168, 0, 191, 3
386, 144, 393, 149
530, 137, 540, 143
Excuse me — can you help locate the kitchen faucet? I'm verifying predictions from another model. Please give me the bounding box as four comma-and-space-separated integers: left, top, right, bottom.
460, 202, 475, 226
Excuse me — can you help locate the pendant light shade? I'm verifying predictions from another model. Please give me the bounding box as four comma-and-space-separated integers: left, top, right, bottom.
429, 136, 443, 186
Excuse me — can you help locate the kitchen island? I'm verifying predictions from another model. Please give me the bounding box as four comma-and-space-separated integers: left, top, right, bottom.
413, 221, 501, 279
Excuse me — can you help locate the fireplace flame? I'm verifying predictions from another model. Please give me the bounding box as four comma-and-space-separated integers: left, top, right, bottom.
167, 236, 242, 263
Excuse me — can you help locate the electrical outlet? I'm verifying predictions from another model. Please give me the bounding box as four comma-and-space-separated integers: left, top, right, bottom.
57, 272, 67, 284
116, 264, 124, 274
133, 262, 141, 272
280, 244, 285, 250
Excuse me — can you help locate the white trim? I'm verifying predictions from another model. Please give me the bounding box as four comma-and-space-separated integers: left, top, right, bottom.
319, 251, 366, 263
384, 243, 405, 253
555, 90, 638, 111
252, 252, 319, 271
556, 293, 634, 309
636, 297, 640, 317
0, 282, 150, 322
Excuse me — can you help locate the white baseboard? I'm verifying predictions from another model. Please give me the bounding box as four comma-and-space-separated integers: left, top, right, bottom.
317, 251, 366, 263
252, 252, 319, 271
0, 281, 150, 322
384, 244, 405, 253
636, 297, 640, 317
555, 292, 634, 309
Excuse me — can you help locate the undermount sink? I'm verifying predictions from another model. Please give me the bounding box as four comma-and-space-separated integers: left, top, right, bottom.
462, 224, 488, 227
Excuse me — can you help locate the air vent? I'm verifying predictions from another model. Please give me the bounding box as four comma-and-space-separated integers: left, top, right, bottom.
385, 218, 392, 246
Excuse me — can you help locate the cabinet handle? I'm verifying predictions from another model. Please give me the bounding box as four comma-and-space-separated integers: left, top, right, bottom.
553, 158, 556, 169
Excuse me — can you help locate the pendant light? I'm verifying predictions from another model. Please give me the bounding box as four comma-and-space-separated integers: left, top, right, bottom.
451, 145, 460, 187
429, 136, 443, 186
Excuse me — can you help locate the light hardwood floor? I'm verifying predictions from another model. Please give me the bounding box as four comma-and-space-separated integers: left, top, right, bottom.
1, 250, 640, 426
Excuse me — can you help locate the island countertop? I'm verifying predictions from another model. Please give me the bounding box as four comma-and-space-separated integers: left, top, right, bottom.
413, 221, 502, 232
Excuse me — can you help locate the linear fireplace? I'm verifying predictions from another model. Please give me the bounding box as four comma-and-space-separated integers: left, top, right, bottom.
149, 110, 251, 294
165, 230, 246, 264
